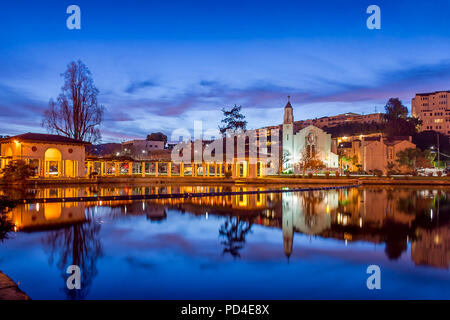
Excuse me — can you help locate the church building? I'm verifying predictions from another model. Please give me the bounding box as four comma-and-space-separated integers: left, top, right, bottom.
282, 98, 339, 173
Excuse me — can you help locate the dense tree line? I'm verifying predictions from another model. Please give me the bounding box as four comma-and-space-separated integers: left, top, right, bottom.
323, 121, 386, 138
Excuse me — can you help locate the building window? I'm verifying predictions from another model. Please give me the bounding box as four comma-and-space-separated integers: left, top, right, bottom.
388, 148, 393, 160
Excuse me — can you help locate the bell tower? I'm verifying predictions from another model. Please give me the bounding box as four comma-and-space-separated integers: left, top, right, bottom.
282, 96, 294, 171
283, 96, 293, 124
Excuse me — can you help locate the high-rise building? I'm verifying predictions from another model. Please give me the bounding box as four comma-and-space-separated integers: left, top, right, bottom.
412, 91, 450, 135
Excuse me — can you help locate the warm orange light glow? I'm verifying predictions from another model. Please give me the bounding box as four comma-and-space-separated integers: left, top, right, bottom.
44, 203, 62, 220
45, 148, 62, 161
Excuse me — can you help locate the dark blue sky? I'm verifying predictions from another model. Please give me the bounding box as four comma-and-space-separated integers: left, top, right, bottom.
1, 0, 449, 142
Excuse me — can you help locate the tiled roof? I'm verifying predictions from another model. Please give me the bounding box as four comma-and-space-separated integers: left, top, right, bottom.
0, 133, 90, 145
383, 136, 412, 145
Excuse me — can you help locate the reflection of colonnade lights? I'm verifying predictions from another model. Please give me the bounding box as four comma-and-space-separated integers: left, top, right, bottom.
434, 235, 441, 245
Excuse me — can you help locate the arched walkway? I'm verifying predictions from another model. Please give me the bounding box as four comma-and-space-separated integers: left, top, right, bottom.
44, 148, 62, 177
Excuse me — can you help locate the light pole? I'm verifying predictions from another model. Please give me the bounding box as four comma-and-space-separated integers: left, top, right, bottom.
437, 133, 440, 168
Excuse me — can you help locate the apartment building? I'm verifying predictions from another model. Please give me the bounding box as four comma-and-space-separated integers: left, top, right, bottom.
335, 135, 415, 174
412, 91, 450, 135
122, 139, 165, 153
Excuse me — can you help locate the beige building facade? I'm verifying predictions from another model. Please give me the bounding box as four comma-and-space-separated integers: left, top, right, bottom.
362, 136, 415, 173
122, 139, 165, 153
282, 100, 339, 172
412, 91, 450, 135
0, 133, 89, 178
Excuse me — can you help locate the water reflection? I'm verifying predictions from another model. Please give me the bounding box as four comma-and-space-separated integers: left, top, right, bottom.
2, 185, 449, 298
219, 217, 253, 258
0, 197, 16, 241
41, 207, 102, 300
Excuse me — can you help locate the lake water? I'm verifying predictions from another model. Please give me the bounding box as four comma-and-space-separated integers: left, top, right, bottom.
0, 184, 449, 299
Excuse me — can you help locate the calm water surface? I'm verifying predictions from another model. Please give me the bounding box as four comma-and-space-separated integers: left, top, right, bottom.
0, 184, 449, 299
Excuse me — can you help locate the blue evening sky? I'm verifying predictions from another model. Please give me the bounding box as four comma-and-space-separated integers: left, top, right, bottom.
0, 0, 449, 142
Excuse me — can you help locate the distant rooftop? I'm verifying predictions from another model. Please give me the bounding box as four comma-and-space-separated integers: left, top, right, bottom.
415, 90, 450, 96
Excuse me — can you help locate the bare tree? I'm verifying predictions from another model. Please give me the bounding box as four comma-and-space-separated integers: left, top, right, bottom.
42, 207, 102, 300
43, 60, 104, 143
298, 149, 325, 176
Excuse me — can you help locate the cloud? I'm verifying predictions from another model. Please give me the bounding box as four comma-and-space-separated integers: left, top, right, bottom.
199, 80, 221, 87
125, 79, 159, 94
0, 83, 49, 135
307, 59, 450, 105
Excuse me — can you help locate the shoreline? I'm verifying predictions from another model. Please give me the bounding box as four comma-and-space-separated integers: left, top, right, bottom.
0, 270, 30, 300
1, 175, 450, 187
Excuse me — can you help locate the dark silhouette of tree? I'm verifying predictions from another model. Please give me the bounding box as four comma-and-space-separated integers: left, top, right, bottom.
219, 217, 252, 258
147, 132, 168, 145
384, 98, 408, 121
42, 208, 102, 299
0, 197, 15, 241
383, 220, 409, 260
413, 130, 450, 154
323, 121, 386, 138
384, 98, 420, 137
43, 60, 104, 143
219, 105, 247, 135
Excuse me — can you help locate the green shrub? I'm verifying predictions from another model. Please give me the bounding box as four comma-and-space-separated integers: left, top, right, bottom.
1, 160, 36, 184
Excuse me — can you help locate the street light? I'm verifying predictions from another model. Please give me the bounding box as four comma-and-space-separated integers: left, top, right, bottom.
14, 140, 22, 160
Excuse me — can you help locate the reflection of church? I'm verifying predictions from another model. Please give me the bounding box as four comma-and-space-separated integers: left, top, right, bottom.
282, 99, 339, 172
282, 192, 336, 257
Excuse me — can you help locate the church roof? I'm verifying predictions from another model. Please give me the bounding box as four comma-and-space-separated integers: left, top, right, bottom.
285, 101, 292, 109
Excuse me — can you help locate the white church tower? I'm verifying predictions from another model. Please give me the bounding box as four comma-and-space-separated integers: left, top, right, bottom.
282, 96, 294, 171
